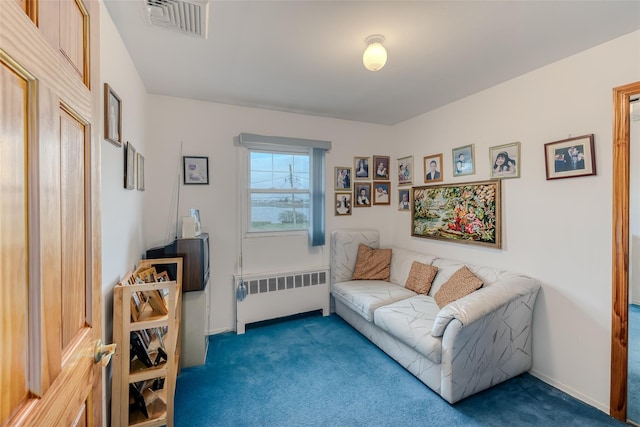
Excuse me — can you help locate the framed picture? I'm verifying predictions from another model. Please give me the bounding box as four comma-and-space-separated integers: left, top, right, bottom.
104, 83, 122, 147
544, 134, 596, 180
398, 189, 410, 211
136, 152, 145, 191
354, 182, 372, 207
183, 156, 209, 185
373, 155, 390, 180
411, 180, 501, 248
424, 154, 443, 183
452, 144, 475, 177
373, 181, 390, 205
124, 141, 136, 190
354, 156, 370, 180
335, 193, 352, 216
489, 142, 520, 179
189, 208, 202, 235
397, 156, 413, 185
334, 167, 352, 190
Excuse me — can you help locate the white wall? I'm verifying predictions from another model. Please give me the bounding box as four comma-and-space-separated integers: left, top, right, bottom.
630, 101, 640, 304
99, 1, 149, 421
144, 97, 395, 334
390, 31, 640, 412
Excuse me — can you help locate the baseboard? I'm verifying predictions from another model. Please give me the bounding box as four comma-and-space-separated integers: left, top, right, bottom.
528, 369, 609, 415
207, 327, 234, 335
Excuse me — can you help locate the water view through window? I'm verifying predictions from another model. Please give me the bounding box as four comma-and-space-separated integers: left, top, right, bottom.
250, 151, 310, 231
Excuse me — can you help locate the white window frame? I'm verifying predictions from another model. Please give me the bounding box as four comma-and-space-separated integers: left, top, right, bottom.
245, 146, 311, 236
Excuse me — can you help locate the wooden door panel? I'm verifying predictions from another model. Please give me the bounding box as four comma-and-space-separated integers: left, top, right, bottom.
60, 108, 87, 348
1, 1, 102, 426
0, 53, 30, 426
59, 0, 86, 81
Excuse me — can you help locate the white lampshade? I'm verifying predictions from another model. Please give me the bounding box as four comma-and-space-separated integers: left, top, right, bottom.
363, 35, 387, 71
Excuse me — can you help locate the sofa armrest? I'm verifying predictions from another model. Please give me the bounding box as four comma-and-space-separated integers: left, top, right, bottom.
431, 277, 540, 337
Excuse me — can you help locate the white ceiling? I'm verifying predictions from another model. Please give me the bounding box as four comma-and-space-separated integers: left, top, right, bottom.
103, 1, 640, 126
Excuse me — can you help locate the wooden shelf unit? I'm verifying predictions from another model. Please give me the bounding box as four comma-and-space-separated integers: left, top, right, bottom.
112, 258, 183, 427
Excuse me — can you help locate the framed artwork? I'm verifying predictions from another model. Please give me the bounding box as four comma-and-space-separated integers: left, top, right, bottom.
334, 167, 352, 190
411, 180, 501, 248
354, 182, 372, 207
124, 141, 136, 190
489, 142, 521, 179
189, 208, 202, 235
424, 154, 443, 183
398, 189, 410, 211
183, 156, 209, 185
335, 193, 352, 216
104, 83, 122, 147
136, 152, 145, 191
397, 156, 413, 185
452, 144, 475, 177
373, 181, 390, 205
373, 155, 390, 180
354, 156, 370, 180
544, 134, 596, 180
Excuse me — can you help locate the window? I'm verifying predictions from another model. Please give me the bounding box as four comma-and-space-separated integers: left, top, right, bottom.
249, 150, 310, 232
239, 133, 331, 246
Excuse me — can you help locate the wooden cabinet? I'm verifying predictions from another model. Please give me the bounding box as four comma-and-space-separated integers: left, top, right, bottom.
112, 258, 183, 427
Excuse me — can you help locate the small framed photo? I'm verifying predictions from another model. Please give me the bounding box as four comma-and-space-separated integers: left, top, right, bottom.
104, 83, 122, 147
335, 193, 352, 216
334, 167, 352, 190
398, 189, 410, 211
452, 144, 475, 177
544, 134, 596, 180
373, 181, 390, 205
354, 156, 370, 180
490, 142, 520, 179
124, 141, 136, 190
354, 183, 372, 207
183, 156, 209, 185
373, 155, 390, 180
424, 154, 443, 183
136, 152, 145, 191
397, 156, 413, 185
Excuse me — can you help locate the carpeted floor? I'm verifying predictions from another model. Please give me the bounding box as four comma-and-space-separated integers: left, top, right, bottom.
175, 313, 626, 427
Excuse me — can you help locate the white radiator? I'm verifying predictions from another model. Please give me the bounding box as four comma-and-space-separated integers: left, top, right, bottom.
234, 267, 330, 334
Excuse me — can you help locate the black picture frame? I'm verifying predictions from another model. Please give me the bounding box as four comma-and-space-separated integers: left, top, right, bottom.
183, 156, 209, 185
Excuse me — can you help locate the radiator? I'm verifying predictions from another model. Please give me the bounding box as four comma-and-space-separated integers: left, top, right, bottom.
234, 267, 330, 334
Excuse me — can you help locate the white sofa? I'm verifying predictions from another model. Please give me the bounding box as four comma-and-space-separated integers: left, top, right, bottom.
330, 229, 540, 404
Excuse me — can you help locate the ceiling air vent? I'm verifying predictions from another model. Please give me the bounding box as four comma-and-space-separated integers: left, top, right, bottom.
145, 0, 209, 39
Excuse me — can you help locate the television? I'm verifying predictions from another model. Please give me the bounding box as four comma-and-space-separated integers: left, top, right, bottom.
146, 233, 210, 292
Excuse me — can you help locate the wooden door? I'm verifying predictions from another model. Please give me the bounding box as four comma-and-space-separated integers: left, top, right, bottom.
0, 1, 102, 426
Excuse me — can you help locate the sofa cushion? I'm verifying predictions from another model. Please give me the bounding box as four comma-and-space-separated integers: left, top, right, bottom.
330, 230, 380, 284
374, 295, 443, 364
405, 262, 438, 295
389, 248, 437, 286
332, 280, 416, 322
434, 266, 483, 308
352, 244, 392, 281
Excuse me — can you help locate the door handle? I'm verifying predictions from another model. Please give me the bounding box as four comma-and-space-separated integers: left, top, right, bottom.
94, 340, 117, 367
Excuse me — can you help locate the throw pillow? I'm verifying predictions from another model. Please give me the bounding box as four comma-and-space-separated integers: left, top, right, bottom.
352, 244, 392, 281
434, 265, 483, 308
404, 261, 438, 294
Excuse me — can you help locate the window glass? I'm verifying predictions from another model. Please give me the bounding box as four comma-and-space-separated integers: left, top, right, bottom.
249, 151, 310, 232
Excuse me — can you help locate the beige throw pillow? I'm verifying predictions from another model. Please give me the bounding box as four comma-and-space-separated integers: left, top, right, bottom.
434, 266, 483, 308
404, 261, 438, 294
352, 244, 392, 281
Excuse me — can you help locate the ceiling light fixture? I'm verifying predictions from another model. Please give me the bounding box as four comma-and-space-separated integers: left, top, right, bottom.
362, 35, 387, 72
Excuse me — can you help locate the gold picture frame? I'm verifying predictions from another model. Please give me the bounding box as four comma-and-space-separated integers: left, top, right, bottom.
104, 83, 122, 147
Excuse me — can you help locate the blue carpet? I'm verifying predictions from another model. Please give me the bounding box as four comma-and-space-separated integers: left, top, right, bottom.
175, 314, 625, 427
629, 304, 640, 423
